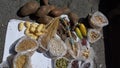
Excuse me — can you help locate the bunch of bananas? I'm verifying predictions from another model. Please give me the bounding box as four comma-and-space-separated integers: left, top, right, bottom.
75, 23, 87, 40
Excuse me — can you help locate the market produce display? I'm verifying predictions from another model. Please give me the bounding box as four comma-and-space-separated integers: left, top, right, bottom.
0, 0, 109, 68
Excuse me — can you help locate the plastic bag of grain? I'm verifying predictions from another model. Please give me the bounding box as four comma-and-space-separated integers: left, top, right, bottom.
15, 36, 38, 53
89, 11, 108, 30
87, 29, 102, 43
79, 46, 95, 61
37, 35, 49, 53
0, 61, 9, 68
68, 59, 81, 68
48, 34, 67, 57
80, 59, 94, 68
13, 53, 32, 68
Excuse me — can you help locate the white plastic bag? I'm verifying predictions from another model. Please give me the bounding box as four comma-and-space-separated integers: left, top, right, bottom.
0, 61, 9, 68
48, 34, 67, 57
89, 11, 109, 29
13, 53, 32, 68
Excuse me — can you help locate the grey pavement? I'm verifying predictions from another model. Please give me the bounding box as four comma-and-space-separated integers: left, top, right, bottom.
0, 0, 106, 68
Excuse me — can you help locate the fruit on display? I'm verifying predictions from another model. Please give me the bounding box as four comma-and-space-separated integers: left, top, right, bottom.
79, 23, 87, 37
75, 27, 83, 40
81, 38, 87, 45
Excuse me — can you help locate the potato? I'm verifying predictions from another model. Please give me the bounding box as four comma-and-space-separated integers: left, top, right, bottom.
25, 28, 38, 40
29, 24, 37, 33
20, 1, 40, 16
43, 0, 49, 5
68, 12, 79, 30
47, 5, 56, 13
24, 28, 30, 35
24, 21, 31, 28
30, 34, 38, 40
49, 5, 56, 10
24, 22, 46, 40
31, 23, 38, 28
35, 5, 55, 17
68, 12, 79, 24
37, 15, 53, 24
18, 22, 24, 31
36, 24, 44, 32
49, 7, 70, 17
35, 32, 44, 36
35, 6, 49, 17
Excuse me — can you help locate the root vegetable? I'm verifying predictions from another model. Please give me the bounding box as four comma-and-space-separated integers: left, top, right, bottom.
24, 21, 31, 28
49, 7, 70, 17
37, 15, 53, 24
68, 12, 79, 27
36, 5, 56, 17
43, 0, 49, 5
19, 1, 40, 16
18, 22, 24, 31
36, 6, 48, 17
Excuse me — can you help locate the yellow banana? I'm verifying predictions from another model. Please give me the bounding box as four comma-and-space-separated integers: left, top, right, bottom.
79, 23, 87, 37
75, 27, 83, 39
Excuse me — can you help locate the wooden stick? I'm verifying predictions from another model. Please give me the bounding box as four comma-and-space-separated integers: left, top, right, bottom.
62, 19, 75, 51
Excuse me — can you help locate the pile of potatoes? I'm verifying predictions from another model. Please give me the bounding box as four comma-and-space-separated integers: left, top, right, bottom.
18, 21, 47, 40
18, 0, 79, 29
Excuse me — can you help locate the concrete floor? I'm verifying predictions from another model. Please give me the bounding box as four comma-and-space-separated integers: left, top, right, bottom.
0, 0, 106, 68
